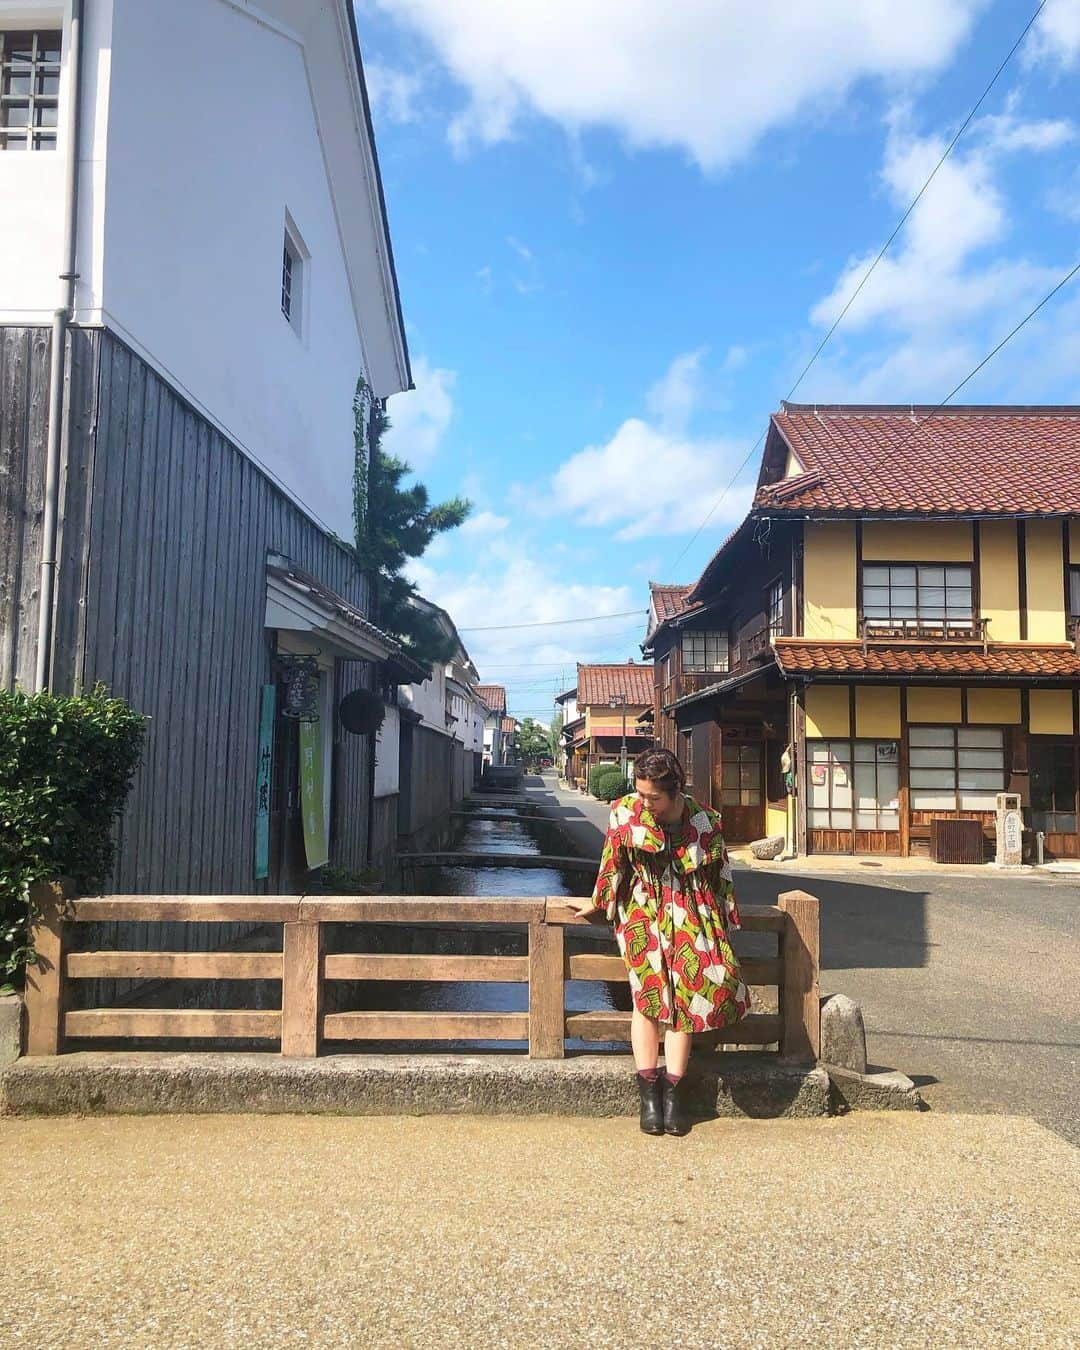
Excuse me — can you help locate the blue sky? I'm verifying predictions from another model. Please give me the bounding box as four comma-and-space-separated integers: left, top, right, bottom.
355, 0, 1080, 724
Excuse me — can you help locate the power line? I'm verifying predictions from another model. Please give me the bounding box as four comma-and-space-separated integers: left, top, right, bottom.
831, 257, 1080, 482
460, 608, 647, 632
668, 0, 1049, 577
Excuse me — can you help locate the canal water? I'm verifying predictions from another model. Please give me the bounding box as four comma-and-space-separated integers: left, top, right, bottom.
325, 798, 628, 1054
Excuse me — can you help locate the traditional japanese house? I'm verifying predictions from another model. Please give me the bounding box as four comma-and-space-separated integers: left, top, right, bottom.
575, 661, 655, 782
651, 403, 1080, 860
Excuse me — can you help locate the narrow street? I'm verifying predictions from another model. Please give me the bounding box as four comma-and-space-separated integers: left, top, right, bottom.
527, 774, 1080, 1147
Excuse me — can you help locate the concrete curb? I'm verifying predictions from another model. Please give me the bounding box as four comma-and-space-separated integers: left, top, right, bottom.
823, 1062, 925, 1112
0, 994, 23, 1070
1, 1051, 832, 1119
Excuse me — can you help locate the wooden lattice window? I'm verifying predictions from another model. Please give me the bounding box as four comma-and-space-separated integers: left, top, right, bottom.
0, 30, 61, 152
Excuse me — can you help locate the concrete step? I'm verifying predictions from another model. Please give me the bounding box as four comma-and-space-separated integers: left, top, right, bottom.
2, 1050, 835, 1119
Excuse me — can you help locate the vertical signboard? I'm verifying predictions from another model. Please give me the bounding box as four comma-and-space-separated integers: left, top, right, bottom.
254, 685, 275, 881
300, 717, 329, 869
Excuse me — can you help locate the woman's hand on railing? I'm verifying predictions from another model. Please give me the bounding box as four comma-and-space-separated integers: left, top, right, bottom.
567, 897, 601, 917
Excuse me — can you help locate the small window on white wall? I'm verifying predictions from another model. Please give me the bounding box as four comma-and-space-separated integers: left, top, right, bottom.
281, 212, 308, 336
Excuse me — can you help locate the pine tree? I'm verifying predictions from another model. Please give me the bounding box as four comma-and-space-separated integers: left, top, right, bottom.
353, 378, 471, 669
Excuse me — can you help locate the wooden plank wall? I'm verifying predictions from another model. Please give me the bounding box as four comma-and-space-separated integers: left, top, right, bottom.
0, 327, 51, 690
78, 329, 374, 893
8, 326, 376, 898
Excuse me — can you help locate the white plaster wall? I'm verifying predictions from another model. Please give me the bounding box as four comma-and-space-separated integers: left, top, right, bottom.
399, 667, 448, 736
374, 703, 400, 798
94, 0, 369, 537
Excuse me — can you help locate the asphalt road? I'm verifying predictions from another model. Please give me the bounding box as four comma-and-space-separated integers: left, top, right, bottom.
527, 775, 1080, 1147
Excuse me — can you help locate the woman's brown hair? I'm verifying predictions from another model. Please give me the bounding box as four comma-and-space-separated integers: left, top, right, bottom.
633, 747, 686, 795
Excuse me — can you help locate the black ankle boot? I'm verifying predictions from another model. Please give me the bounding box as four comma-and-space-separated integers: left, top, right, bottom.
636, 1072, 664, 1135
662, 1072, 691, 1136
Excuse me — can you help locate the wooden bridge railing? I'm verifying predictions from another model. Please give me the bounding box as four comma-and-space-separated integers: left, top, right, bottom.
22, 884, 820, 1062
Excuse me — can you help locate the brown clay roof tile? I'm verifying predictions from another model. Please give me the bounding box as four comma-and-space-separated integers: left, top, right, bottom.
773, 639, 1080, 679
577, 662, 654, 707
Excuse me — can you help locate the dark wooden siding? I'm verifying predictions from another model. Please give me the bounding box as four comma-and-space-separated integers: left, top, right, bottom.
0, 327, 52, 690
1, 325, 377, 893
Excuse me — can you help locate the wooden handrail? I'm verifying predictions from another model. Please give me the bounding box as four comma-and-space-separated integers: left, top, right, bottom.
24, 885, 820, 1063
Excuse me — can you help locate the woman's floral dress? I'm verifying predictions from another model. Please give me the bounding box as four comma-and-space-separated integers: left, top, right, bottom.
590, 792, 751, 1033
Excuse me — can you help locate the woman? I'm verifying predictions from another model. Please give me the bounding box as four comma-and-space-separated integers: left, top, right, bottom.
570, 747, 751, 1137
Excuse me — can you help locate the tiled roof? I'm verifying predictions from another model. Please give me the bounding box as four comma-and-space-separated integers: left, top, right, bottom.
577, 662, 654, 707
773, 639, 1080, 679
476, 684, 507, 713
649, 582, 694, 623
757, 404, 1080, 515
500, 715, 516, 734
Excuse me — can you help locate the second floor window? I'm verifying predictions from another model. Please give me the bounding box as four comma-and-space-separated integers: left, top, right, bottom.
767, 578, 784, 639
682, 630, 729, 672
281, 214, 308, 336
0, 30, 61, 151
862, 563, 973, 633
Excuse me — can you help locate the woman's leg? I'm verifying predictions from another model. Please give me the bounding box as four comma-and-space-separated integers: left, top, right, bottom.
630, 1007, 661, 1070
663, 1026, 692, 1077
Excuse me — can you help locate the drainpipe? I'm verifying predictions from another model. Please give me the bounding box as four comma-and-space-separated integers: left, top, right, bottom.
34, 0, 85, 692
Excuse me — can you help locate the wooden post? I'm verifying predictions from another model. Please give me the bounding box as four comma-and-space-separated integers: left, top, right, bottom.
23, 880, 75, 1056
777, 889, 820, 1063
281, 920, 323, 1057
528, 914, 565, 1059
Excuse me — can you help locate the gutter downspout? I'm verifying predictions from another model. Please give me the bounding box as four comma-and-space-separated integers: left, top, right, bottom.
35, 0, 85, 692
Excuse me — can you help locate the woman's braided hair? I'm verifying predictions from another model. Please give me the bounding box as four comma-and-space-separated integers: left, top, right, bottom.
633, 746, 686, 795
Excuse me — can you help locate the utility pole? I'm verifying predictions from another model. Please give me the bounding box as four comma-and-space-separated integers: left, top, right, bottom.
610, 692, 627, 779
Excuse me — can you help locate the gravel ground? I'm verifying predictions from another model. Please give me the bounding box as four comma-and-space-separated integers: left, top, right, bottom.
1, 1112, 1076, 1349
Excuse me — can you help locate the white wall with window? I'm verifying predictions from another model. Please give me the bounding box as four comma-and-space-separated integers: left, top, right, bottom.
0, 0, 410, 538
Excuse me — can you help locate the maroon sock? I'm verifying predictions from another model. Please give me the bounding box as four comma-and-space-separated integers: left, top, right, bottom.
636, 1067, 661, 1082
665, 1072, 683, 1086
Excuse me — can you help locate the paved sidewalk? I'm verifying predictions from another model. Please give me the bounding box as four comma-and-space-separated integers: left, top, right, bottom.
1, 1112, 1074, 1348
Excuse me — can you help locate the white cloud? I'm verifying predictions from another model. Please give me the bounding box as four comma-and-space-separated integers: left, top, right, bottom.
364, 61, 423, 123
646, 348, 707, 431
382, 356, 456, 469
810, 111, 1065, 337
459, 509, 510, 537
804, 107, 1077, 403
552, 416, 753, 543
1025, 0, 1080, 70
372, 0, 981, 170
406, 531, 642, 683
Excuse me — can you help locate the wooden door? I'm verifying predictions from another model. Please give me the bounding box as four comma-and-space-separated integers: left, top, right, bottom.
1030, 738, 1080, 859
719, 738, 765, 842
268, 699, 306, 893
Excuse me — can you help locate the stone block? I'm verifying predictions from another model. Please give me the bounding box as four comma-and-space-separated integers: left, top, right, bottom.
749, 834, 785, 860
823, 1063, 923, 1112
0, 995, 23, 1069
820, 992, 867, 1073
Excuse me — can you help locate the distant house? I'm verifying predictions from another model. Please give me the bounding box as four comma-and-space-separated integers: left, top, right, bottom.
0, 1, 415, 892
647, 402, 1080, 861
575, 662, 654, 783
555, 685, 583, 782
477, 684, 508, 766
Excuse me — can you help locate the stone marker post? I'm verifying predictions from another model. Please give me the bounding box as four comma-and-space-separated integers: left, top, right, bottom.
994, 792, 1024, 868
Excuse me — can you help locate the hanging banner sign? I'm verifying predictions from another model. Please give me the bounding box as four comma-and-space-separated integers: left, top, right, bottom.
299, 718, 329, 870
254, 685, 275, 881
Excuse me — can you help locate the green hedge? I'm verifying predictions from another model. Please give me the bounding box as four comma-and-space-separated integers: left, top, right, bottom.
596, 773, 630, 803
0, 685, 146, 992
587, 763, 620, 796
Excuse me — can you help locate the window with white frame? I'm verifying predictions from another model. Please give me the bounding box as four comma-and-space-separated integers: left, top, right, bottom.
908, 725, 1005, 811
0, 30, 61, 151
682, 630, 729, 672
281, 214, 307, 335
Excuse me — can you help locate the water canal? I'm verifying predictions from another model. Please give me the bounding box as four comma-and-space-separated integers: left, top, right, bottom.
324, 795, 629, 1054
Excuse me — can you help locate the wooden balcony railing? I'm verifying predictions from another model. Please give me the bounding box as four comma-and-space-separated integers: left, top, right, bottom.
23, 883, 821, 1063
859, 615, 990, 653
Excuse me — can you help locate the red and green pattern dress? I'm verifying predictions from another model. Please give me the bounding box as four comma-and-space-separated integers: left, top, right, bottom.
590, 793, 751, 1033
